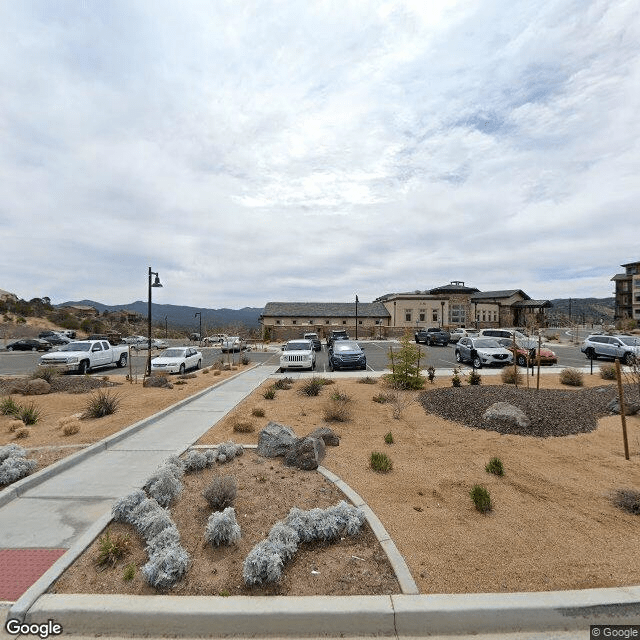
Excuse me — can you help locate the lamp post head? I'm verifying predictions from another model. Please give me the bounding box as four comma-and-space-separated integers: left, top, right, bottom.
152, 275, 162, 288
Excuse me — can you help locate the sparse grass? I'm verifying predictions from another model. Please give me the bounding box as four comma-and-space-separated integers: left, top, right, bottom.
19, 402, 41, 425
599, 364, 617, 381
612, 489, 640, 515
62, 421, 81, 436
467, 371, 481, 386
370, 451, 393, 473
358, 376, 377, 385
179, 373, 197, 379
273, 377, 294, 390
501, 367, 522, 385
470, 485, 492, 513
0, 396, 20, 417
174, 380, 188, 385
262, 386, 276, 400
83, 390, 121, 418
322, 398, 352, 422
372, 392, 391, 404
14, 427, 31, 439
330, 388, 351, 402
123, 563, 136, 581
485, 457, 504, 476
30, 367, 60, 384
384, 432, 394, 444
233, 421, 255, 433
213, 370, 221, 376
7, 419, 24, 433
203, 476, 237, 511
251, 407, 265, 418
299, 378, 324, 396
559, 368, 584, 387
96, 528, 130, 568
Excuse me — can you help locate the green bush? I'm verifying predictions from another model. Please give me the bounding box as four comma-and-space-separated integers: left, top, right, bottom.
485, 457, 504, 476
451, 368, 461, 387
370, 451, 393, 473
387, 334, 426, 390
470, 485, 492, 513
467, 371, 481, 386
0, 396, 20, 417
559, 368, 584, 387
19, 402, 41, 425
123, 563, 136, 581
330, 388, 351, 402
599, 364, 617, 381
299, 378, 324, 396
501, 366, 522, 385
384, 432, 394, 444
83, 390, 121, 418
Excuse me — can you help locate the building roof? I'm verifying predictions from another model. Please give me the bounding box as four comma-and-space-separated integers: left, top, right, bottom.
512, 299, 553, 308
429, 281, 480, 295
262, 302, 390, 318
471, 289, 530, 301
621, 261, 640, 268
611, 274, 629, 281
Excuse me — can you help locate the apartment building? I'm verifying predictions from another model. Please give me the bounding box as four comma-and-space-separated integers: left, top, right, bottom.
611, 260, 640, 322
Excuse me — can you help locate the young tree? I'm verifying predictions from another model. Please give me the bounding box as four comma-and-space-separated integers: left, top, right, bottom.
387, 333, 426, 390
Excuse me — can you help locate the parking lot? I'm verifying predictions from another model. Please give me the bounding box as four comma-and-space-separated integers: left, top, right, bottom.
0, 335, 603, 377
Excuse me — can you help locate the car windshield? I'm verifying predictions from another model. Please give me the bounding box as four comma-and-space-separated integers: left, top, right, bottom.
333, 341, 360, 352
619, 337, 640, 346
59, 342, 91, 352
160, 349, 185, 358
473, 339, 502, 349
304, 334, 318, 339
285, 342, 311, 351
225, 337, 239, 342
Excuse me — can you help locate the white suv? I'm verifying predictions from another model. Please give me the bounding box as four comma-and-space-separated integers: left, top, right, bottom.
581, 335, 640, 365
280, 340, 316, 372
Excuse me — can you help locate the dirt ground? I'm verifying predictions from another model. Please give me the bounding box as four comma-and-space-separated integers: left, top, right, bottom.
4, 365, 640, 596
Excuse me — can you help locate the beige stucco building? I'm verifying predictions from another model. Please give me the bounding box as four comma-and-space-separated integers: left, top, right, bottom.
612, 260, 640, 323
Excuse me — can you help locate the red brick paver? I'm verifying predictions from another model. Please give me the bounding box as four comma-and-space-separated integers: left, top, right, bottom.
0, 549, 66, 601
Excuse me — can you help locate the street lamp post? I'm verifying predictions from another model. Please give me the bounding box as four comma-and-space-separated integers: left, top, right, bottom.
440, 301, 445, 328
355, 295, 359, 340
164, 315, 168, 339
147, 267, 162, 377
195, 312, 202, 346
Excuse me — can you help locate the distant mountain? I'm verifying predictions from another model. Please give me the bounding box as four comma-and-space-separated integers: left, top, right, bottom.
57, 300, 264, 330
548, 297, 615, 324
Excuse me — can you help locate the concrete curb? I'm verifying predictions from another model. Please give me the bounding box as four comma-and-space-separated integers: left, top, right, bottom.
0, 364, 263, 509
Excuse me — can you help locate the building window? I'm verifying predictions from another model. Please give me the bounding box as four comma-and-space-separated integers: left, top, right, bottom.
419, 313, 425, 322
432, 310, 438, 321
292, 320, 297, 325
326, 320, 330, 324
358, 320, 362, 324
342, 320, 347, 325
276, 320, 281, 325
405, 313, 412, 322
310, 320, 314, 324
482, 311, 486, 321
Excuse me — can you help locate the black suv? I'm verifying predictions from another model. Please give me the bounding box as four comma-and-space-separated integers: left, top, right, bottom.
415, 327, 450, 346
326, 330, 349, 348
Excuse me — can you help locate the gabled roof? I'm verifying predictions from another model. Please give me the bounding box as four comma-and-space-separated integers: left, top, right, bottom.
471, 290, 530, 301
512, 299, 553, 308
429, 282, 480, 295
262, 302, 390, 318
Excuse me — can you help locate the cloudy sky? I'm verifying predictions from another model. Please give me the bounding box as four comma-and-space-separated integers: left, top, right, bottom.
1, 1, 638, 309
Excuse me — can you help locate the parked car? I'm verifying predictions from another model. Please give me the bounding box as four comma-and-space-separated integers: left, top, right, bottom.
455, 337, 513, 368
133, 339, 168, 351
415, 327, 450, 346
280, 340, 316, 371
38, 330, 59, 339
496, 338, 558, 366
39, 340, 128, 374
221, 336, 246, 353
6, 338, 52, 352
303, 332, 322, 351
581, 334, 640, 365
449, 328, 470, 343
328, 340, 367, 371
479, 328, 530, 341
41, 333, 71, 346
151, 347, 202, 374
123, 335, 147, 345
326, 330, 349, 348
203, 334, 228, 345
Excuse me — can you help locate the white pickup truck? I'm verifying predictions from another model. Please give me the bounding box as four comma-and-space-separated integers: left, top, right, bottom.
39, 340, 129, 374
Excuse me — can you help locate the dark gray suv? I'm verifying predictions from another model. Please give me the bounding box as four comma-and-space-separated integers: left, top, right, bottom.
581, 335, 639, 365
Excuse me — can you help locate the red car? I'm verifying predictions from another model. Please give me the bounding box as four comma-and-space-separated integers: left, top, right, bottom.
497, 338, 557, 366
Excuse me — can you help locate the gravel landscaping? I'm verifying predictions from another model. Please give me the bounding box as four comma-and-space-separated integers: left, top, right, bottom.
419, 384, 635, 437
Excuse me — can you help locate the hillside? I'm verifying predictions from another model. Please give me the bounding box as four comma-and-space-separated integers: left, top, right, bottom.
548, 297, 615, 324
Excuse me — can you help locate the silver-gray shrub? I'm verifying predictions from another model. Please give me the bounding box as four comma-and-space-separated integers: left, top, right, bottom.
136, 508, 175, 540
145, 526, 181, 557
183, 449, 212, 473
0, 444, 26, 463
0, 455, 37, 486
216, 441, 243, 463
111, 489, 147, 523
205, 507, 241, 547
243, 501, 365, 586
202, 475, 237, 511
144, 466, 183, 508
142, 543, 191, 590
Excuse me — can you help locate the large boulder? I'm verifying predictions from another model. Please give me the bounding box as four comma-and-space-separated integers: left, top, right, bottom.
607, 398, 640, 416
284, 437, 326, 471
482, 402, 530, 432
257, 422, 297, 458
307, 426, 340, 447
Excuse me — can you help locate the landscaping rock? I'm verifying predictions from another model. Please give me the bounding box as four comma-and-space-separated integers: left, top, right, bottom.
607, 398, 640, 416
25, 379, 51, 395
307, 426, 340, 446
482, 402, 531, 431
283, 436, 326, 471
257, 422, 297, 458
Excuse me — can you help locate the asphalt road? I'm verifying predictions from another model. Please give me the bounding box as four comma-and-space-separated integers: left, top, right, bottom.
0, 337, 597, 377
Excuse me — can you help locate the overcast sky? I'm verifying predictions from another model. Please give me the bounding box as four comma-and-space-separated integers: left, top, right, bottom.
1, 1, 638, 308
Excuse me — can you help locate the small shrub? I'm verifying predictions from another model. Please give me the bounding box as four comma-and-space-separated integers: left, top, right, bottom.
560, 368, 583, 387
330, 388, 350, 402
501, 367, 522, 385
203, 476, 237, 511
240, 354, 251, 365
427, 366, 436, 384
612, 488, 640, 515
143, 373, 173, 388
485, 457, 504, 476
213, 369, 221, 376
370, 451, 393, 473
63, 421, 81, 436
19, 402, 41, 425
251, 407, 265, 418
299, 378, 323, 396
31, 367, 60, 384
358, 376, 377, 385
174, 380, 187, 385
83, 390, 121, 418
8, 419, 24, 433
0, 396, 20, 417
372, 392, 391, 404
315, 377, 334, 386
599, 364, 617, 380
96, 528, 130, 567
467, 371, 481, 386
14, 427, 30, 439
123, 563, 136, 581
262, 386, 276, 400
233, 421, 255, 433
273, 377, 293, 390
179, 373, 197, 379
470, 485, 492, 513
451, 368, 461, 387
384, 432, 394, 444
205, 507, 242, 546
201, 368, 210, 375
322, 398, 352, 422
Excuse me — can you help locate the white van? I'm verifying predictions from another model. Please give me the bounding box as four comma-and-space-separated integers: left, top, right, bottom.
479, 328, 529, 341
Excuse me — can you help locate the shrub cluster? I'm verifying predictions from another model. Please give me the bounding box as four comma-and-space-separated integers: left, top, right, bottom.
299, 378, 324, 396
467, 371, 482, 386
262, 386, 277, 400
243, 501, 365, 586
599, 364, 617, 381
204, 507, 241, 547
203, 476, 237, 511
251, 407, 265, 418
501, 367, 522, 385
111, 489, 190, 590
273, 377, 294, 390
83, 390, 121, 419
485, 457, 504, 476
0, 444, 37, 486
370, 451, 393, 472
57, 416, 81, 436
559, 368, 584, 387
233, 421, 255, 433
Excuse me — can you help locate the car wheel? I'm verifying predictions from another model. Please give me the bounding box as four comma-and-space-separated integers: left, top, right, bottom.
623, 352, 636, 366
179, 363, 185, 375
79, 360, 90, 375
117, 354, 127, 368
455, 351, 462, 363
7, 347, 13, 351
195, 359, 201, 370
31, 346, 38, 351
516, 355, 527, 367
472, 356, 482, 369
443, 341, 449, 347
311, 360, 316, 371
